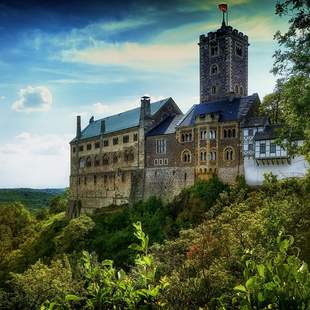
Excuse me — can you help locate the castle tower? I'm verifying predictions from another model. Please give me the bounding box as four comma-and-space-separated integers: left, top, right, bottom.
199, 5, 249, 103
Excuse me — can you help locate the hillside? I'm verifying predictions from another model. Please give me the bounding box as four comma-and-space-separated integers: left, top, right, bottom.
0, 188, 65, 210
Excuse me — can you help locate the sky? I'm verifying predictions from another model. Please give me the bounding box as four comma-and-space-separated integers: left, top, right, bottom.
0, 0, 289, 188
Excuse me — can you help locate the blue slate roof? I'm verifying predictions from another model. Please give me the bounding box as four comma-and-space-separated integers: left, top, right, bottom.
177, 94, 259, 127
73, 98, 171, 142
146, 114, 184, 136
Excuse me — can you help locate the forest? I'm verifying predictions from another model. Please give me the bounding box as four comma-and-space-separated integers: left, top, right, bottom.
0, 0, 309, 309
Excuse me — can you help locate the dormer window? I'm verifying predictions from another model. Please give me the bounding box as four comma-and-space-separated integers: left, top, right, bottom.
235, 43, 243, 57
210, 64, 218, 75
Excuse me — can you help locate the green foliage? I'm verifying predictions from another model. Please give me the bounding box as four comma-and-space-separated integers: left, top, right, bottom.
55, 215, 95, 253
232, 234, 310, 309
42, 222, 168, 309
0, 188, 65, 211
3, 256, 81, 310
273, 0, 310, 77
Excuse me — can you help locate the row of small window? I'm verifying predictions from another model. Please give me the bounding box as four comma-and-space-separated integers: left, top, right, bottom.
73, 133, 138, 152
245, 143, 280, 154
211, 85, 244, 96
182, 147, 234, 163
154, 158, 169, 166
79, 152, 134, 168
78, 173, 126, 186
210, 42, 243, 57
259, 143, 277, 154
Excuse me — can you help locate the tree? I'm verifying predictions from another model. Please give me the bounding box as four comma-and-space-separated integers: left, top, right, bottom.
273, 0, 310, 77
271, 0, 310, 159
261, 79, 284, 124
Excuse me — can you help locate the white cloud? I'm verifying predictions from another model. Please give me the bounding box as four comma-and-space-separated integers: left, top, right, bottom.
93, 102, 110, 114
0, 95, 5, 100
0, 132, 72, 188
61, 42, 196, 71
12, 86, 53, 112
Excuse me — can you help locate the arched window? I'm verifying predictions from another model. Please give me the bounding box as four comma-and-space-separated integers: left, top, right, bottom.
210, 149, 217, 161
235, 85, 239, 94
181, 149, 192, 163
200, 129, 207, 140
224, 147, 234, 161
240, 86, 244, 95
102, 154, 109, 165
211, 86, 217, 95
210, 64, 218, 75
94, 155, 100, 166
86, 157, 92, 167
113, 154, 118, 164
200, 149, 207, 161
209, 129, 216, 139
79, 158, 85, 168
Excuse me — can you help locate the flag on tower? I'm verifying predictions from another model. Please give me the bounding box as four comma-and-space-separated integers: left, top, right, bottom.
218, 3, 228, 12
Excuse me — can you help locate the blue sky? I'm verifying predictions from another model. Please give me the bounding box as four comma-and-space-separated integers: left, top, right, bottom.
0, 0, 288, 188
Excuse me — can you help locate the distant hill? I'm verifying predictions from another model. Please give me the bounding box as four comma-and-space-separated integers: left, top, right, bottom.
0, 188, 66, 210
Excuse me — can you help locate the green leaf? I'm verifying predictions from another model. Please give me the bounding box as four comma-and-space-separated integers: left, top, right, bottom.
245, 276, 256, 289
257, 264, 265, 278
65, 294, 81, 302
234, 285, 247, 293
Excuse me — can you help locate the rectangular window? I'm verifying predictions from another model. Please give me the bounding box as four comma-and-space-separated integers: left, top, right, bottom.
113, 137, 119, 145
133, 133, 138, 141
158, 159, 163, 166
79, 145, 84, 152
164, 158, 168, 166
248, 128, 253, 136
87, 144, 92, 151
248, 143, 253, 151
95, 142, 100, 149
156, 139, 166, 154
270, 143, 276, 154
123, 135, 129, 143
103, 139, 109, 147
260, 143, 266, 154
154, 159, 158, 166
72, 147, 76, 153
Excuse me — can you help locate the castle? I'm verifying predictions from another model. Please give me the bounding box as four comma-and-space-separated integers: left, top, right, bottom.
69, 8, 308, 215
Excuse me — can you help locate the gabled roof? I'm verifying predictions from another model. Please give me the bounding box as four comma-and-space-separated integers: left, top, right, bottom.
72, 98, 172, 142
146, 114, 184, 136
177, 94, 259, 127
254, 124, 282, 141
240, 116, 269, 128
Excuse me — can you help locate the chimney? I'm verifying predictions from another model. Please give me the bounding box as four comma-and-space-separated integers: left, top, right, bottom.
100, 119, 106, 133
89, 116, 94, 124
140, 96, 151, 122
76, 115, 81, 139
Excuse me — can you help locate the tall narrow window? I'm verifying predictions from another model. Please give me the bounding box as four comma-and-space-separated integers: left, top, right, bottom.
210, 64, 218, 75
181, 150, 192, 163
260, 143, 266, 154
270, 143, 276, 154
200, 149, 207, 161
211, 86, 217, 95
156, 139, 167, 154
224, 147, 234, 161
236, 43, 243, 57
